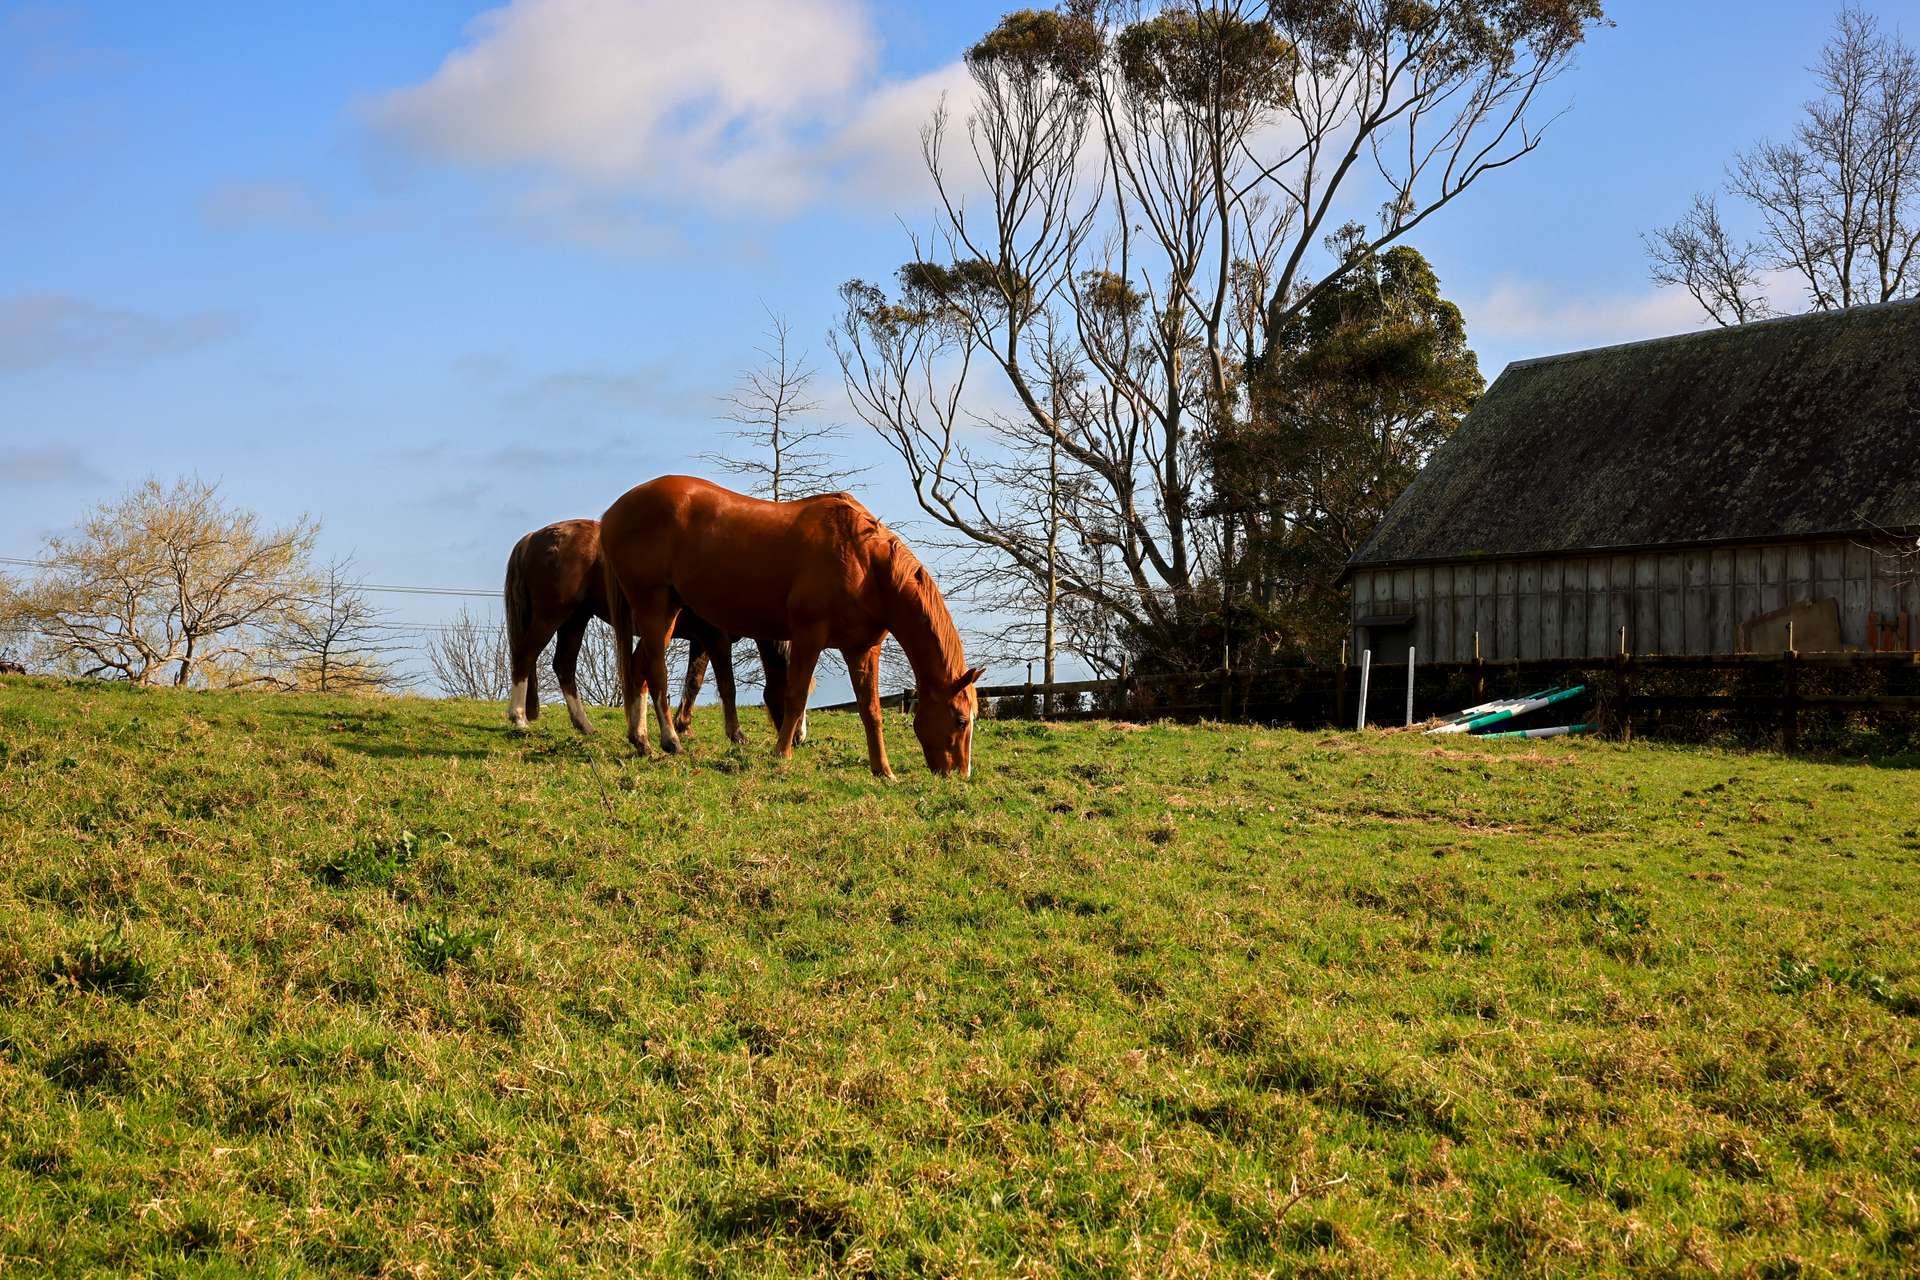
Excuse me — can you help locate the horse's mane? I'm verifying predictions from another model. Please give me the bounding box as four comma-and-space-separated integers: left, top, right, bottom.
844, 504, 966, 684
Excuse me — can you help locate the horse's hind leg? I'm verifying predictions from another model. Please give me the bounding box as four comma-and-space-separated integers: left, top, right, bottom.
508, 618, 555, 731
604, 566, 650, 753
632, 589, 683, 754
674, 632, 710, 736
775, 636, 824, 760
552, 611, 595, 735
709, 637, 745, 745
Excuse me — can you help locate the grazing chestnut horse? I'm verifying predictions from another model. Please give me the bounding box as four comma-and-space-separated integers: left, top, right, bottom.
599, 476, 983, 777
503, 518, 797, 742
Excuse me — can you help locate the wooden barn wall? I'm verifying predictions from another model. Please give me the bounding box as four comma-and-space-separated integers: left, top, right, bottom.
1350, 539, 1920, 662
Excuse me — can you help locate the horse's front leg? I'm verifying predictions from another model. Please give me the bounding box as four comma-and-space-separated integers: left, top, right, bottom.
775, 638, 824, 760
845, 644, 892, 779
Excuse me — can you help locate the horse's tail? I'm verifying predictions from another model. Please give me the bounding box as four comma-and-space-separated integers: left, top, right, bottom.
504, 536, 539, 714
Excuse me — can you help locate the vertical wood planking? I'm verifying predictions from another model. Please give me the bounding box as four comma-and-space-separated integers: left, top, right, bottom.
1709, 548, 1735, 652
1587, 558, 1611, 656
1540, 560, 1564, 659
1657, 552, 1683, 654
1761, 546, 1788, 615
1609, 556, 1633, 652
1563, 558, 1591, 656
1517, 560, 1541, 660
1841, 541, 1869, 648
1633, 555, 1659, 653
1495, 563, 1518, 657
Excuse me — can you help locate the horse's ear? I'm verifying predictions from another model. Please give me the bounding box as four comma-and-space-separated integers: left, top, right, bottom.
956, 666, 985, 692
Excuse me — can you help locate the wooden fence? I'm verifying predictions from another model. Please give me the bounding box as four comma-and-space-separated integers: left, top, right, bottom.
819, 649, 1920, 747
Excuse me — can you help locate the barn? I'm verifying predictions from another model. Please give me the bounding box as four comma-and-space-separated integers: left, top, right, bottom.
1344, 300, 1920, 663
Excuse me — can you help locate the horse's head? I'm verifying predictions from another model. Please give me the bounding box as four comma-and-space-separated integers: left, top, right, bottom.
914, 666, 984, 777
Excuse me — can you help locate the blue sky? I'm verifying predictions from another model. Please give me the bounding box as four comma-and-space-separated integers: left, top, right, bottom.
2, 0, 1909, 693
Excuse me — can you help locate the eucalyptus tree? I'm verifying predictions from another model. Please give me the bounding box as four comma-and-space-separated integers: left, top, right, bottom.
836, 0, 1605, 670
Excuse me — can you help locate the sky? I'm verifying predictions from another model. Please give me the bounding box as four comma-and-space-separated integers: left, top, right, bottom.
2, 0, 1911, 697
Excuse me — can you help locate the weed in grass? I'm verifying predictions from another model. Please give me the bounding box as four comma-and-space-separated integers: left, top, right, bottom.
318, 829, 418, 887
1437, 923, 1494, 957
404, 912, 493, 974
1556, 883, 1660, 961
43, 1037, 133, 1094
43, 919, 152, 1000
1768, 949, 1917, 1013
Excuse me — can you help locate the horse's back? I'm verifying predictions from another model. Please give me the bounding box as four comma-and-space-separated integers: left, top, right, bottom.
600, 477, 885, 637
511, 518, 606, 620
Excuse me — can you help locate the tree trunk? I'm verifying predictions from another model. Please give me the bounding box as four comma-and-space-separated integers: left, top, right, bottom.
1044, 425, 1058, 717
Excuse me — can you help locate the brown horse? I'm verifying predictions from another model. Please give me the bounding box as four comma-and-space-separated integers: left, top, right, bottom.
599, 476, 983, 777
503, 518, 797, 742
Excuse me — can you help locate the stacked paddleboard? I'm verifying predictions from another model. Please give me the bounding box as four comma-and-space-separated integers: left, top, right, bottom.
1425, 685, 1593, 739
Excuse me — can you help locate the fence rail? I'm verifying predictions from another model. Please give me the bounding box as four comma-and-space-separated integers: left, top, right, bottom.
818, 649, 1920, 747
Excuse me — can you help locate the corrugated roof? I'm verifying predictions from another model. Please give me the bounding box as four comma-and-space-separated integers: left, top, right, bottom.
1348, 299, 1920, 569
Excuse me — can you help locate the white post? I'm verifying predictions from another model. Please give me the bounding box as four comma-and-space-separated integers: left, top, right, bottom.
1405, 646, 1416, 727
1356, 649, 1372, 730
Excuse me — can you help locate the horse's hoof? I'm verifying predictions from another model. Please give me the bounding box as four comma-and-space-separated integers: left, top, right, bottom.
659, 736, 681, 755
729, 730, 748, 746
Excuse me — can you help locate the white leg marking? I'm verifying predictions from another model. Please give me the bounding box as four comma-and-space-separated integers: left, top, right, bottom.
564, 689, 593, 735
508, 677, 530, 729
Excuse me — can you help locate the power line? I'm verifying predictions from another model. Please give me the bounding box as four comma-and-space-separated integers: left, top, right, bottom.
0, 556, 499, 599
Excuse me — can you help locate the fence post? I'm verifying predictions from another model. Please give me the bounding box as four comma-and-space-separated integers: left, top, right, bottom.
1335, 640, 1348, 730
1781, 621, 1800, 753
1356, 649, 1372, 730
1472, 631, 1484, 704
1405, 645, 1417, 727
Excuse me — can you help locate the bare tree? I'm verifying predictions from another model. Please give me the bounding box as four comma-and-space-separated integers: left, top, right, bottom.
2, 477, 320, 686
705, 307, 866, 501
836, 1, 1604, 670
265, 560, 406, 693
1644, 194, 1774, 326
1650, 6, 1920, 321
425, 606, 511, 701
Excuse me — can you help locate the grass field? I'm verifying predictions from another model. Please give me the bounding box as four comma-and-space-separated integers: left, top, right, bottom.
1, 678, 1918, 1277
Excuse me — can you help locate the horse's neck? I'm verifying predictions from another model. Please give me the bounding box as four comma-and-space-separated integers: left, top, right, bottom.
877, 554, 964, 691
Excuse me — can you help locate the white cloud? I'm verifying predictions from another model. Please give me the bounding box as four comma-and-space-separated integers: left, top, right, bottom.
1466, 268, 1814, 359
0, 443, 106, 489
364, 0, 893, 212
1465, 280, 1709, 353
203, 179, 333, 231
0, 295, 243, 370
359, 0, 974, 233
819, 60, 975, 207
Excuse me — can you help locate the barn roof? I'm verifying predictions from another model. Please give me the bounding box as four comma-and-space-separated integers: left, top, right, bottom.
1348, 299, 1920, 571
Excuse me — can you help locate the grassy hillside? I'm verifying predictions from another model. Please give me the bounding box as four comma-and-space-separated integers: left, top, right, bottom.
2, 678, 1917, 1277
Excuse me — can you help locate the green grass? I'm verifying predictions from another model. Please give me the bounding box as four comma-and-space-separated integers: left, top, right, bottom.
2, 678, 1918, 1277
